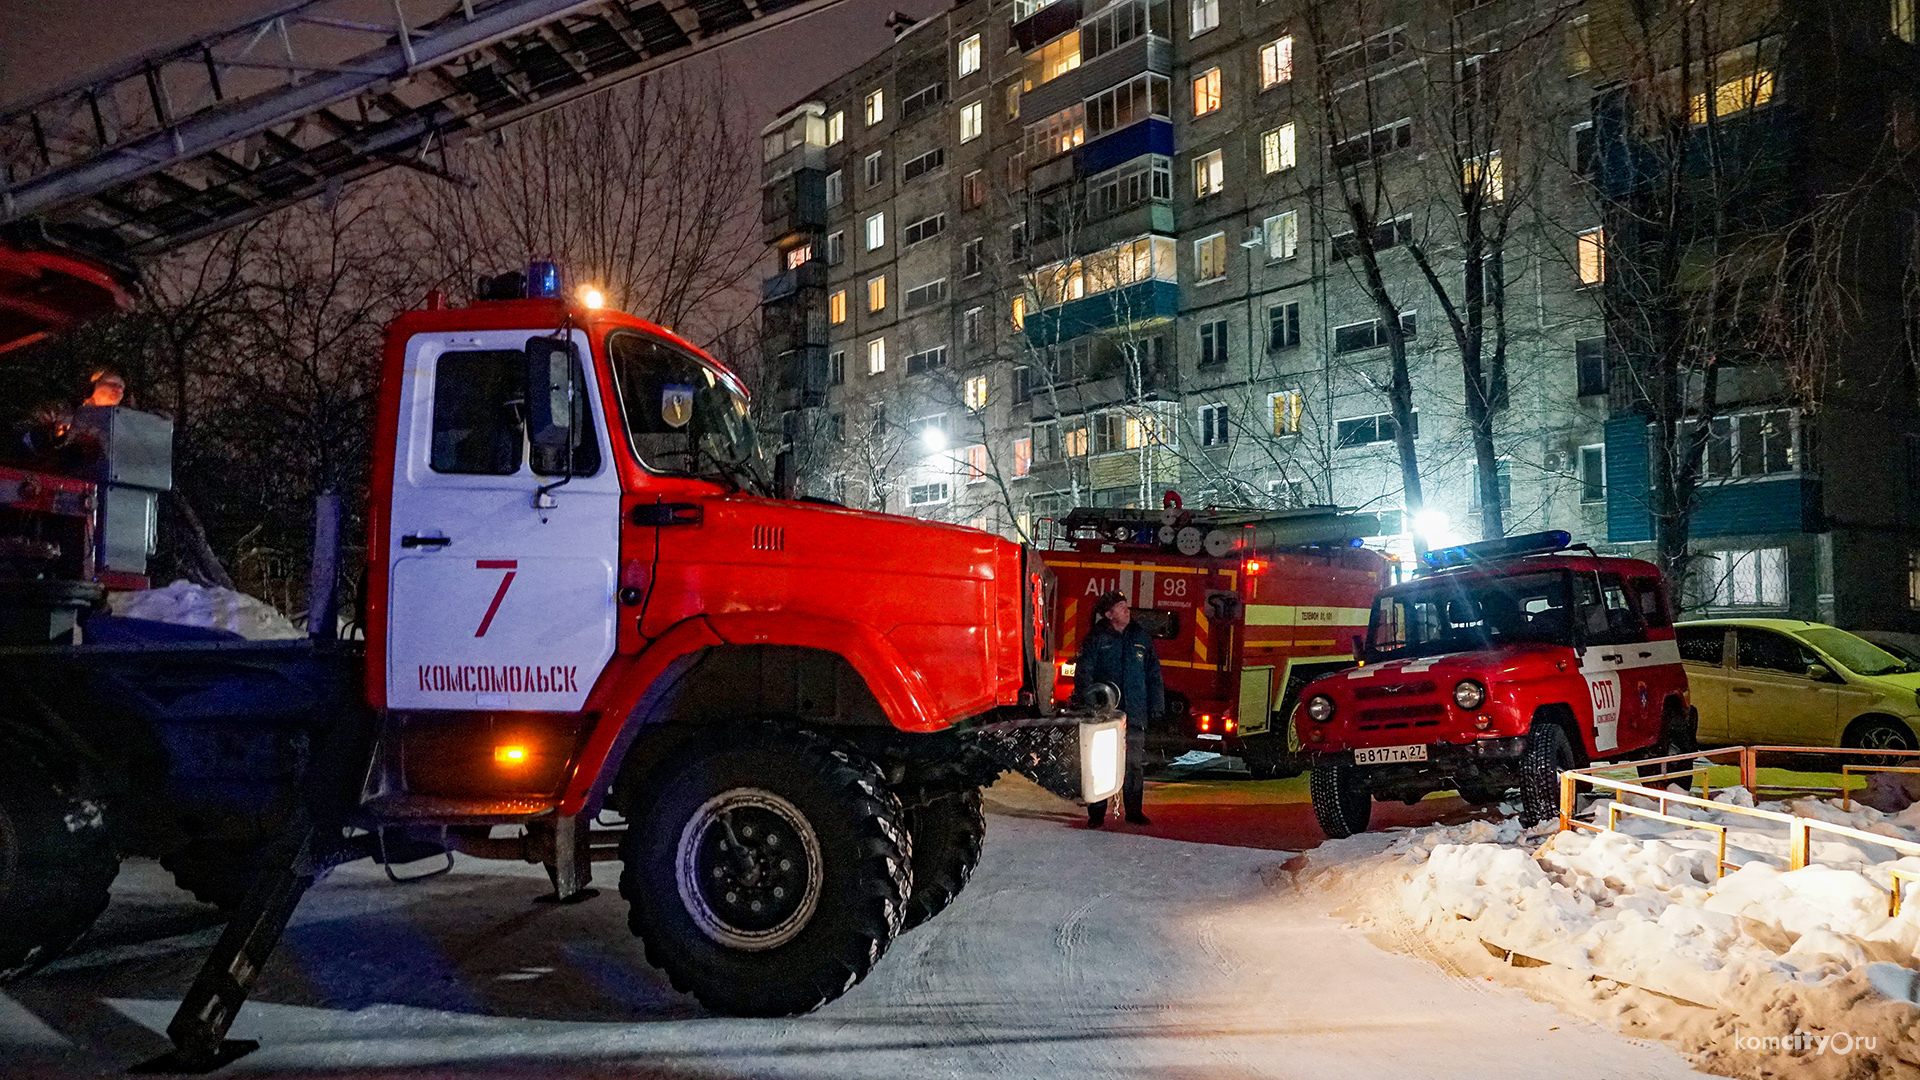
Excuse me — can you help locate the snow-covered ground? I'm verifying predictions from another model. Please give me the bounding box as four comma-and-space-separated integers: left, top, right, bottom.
1297, 786, 1920, 1079
0, 778, 1697, 1079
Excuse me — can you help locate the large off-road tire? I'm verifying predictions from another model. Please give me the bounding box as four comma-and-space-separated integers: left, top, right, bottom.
1843, 715, 1920, 768
620, 728, 911, 1016
1519, 722, 1578, 828
0, 737, 118, 980
1310, 759, 1371, 839
1638, 703, 1700, 780
901, 788, 986, 932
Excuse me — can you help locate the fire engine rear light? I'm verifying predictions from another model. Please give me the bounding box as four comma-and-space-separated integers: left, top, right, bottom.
1199, 714, 1213, 732
494, 745, 530, 765
1305, 694, 1335, 722
1244, 558, 1266, 576
1224, 718, 1236, 733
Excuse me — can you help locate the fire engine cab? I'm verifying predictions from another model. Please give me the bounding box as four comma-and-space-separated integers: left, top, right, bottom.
1295, 530, 1695, 836
1041, 503, 1387, 775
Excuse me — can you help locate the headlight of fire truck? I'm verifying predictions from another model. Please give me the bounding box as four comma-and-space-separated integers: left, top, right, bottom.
1453, 680, 1487, 710
1305, 695, 1336, 722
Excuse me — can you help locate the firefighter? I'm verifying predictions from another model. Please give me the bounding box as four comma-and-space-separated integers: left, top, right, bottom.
1074, 590, 1163, 827
84, 369, 127, 408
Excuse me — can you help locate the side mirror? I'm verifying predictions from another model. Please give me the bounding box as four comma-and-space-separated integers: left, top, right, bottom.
524, 336, 577, 462
1806, 663, 1834, 682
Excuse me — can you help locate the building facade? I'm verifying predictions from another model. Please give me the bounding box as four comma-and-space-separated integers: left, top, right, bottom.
759, 0, 1920, 626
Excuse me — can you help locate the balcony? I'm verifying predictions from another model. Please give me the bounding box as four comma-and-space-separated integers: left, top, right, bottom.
1602, 416, 1822, 542
777, 345, 832, 409
1019, 33, 1168, 123
1012, 0, 1080, 52
761, 168, 827, 247
1025, 278, 1179, 348
760, 291, 828, 358
1078, 118, 1173, 177
761, 260, 828, 303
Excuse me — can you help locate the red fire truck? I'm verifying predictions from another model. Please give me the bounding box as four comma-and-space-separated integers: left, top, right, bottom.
0, 267, 1123, 1069
1041, 504, 1390, 777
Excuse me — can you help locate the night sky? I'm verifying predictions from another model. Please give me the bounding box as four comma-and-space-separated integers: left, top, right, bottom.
0, 0, 947, 146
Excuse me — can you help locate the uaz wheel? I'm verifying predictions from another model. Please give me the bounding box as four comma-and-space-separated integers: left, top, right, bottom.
620, 728, 910, 1016
1310, 759, 1371, 838
1519, 722, 1577, 827
901, 788, 985, 931
0, 734, 118, 980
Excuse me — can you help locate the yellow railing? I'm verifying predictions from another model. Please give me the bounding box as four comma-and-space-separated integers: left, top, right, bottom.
1558, 746, 1920, 894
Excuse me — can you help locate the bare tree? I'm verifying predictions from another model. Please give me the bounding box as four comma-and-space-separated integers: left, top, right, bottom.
410, 69, 763, 349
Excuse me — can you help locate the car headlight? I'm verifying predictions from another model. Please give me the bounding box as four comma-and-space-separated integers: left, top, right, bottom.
1305, 694, 1336, 722
1453, 680, 1487, 710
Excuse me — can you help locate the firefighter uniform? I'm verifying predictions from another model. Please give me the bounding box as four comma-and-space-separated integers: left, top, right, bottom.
1073, 617, 1164, 825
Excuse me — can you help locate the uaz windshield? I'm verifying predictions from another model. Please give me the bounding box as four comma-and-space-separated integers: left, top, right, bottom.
1369, 571, 1573, 661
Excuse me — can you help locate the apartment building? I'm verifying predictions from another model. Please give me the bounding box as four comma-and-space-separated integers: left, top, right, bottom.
760, 0, 1920, 626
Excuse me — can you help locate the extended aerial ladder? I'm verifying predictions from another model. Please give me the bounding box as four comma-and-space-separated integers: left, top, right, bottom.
0, 0, 854, 349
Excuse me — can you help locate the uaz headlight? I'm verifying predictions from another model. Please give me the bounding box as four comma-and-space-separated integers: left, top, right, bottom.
1305, 694, 1336, 722
1453, 680, 1487, 710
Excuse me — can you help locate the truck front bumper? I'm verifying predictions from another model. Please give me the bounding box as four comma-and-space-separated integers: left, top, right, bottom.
972, 713, 1126, 804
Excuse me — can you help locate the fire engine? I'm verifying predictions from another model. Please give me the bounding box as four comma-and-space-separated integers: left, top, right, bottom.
1041, 503, 1389, 776
1294, 530, 1695, 837
0, 266, 1123, 1069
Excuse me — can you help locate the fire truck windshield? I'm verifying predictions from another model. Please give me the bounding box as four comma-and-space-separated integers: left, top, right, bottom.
608, 330, 764, 490
1366, 570, 1574, 661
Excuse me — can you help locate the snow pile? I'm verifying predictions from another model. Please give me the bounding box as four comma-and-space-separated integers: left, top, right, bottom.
110, 579, 304, 640
1296, 792, 1920, 1078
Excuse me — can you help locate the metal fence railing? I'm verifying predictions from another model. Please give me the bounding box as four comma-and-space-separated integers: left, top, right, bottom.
1557, 745, 1920, 916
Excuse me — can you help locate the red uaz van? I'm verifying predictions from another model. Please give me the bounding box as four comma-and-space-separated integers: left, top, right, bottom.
1295, 531, 1693, 836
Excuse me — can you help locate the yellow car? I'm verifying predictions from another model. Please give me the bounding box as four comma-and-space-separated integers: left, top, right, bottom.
1675, 619, 1920, 751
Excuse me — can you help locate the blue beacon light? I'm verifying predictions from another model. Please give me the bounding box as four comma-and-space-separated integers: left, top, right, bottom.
527, 261, 561, 298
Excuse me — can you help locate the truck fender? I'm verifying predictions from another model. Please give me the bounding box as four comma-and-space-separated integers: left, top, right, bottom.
703, 611, 945, 734
559, 613, 947, 815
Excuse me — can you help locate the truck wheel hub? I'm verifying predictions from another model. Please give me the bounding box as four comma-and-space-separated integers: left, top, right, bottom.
676, 788, 822, 951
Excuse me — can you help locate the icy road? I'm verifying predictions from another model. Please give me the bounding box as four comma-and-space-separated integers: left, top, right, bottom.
2, 777, 1697, 1079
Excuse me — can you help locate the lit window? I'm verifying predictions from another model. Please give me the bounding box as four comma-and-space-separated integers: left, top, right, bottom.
1192, 68, 1222, 116
965, 374, 989, 410
829, 290, 847, 324
960, 100, 985, 142
1013, 437, 1032, 477
1194, 232, 1227, 282
1264, 210, 1298, 260
1577, 227, 1605, 285
1261, 123, 1296, 174
1021, 32, 1082, 91
1189, 0, 1218, 37
1011, 295, 1026, 329
785, 245, 812, 270
958, 33, 982, 76
1259, 36, 1293, 88
1690, 45, 1775, 123
1270, 389, 1302, 436
865, 212, 887, 251
867, 275, 887, 312
1568, 15, 1591, 74
865, 89, 885, 125
1006, 83, 1022, 120
1063, 423, 1089, 457
1898, 0, 1917, 42
1462, 150, 1504, 201
867, 338, 887, 374
826, 111, 845, 145
1193, 149, 1224, 197
965, 444, 990, 483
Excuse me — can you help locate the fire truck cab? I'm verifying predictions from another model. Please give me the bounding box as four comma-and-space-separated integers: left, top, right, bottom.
1042, 504, 1387, 775
1296, 530, 1695, 836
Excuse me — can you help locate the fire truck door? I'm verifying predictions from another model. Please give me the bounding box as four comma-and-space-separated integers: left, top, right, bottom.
383, 330, 620, 711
